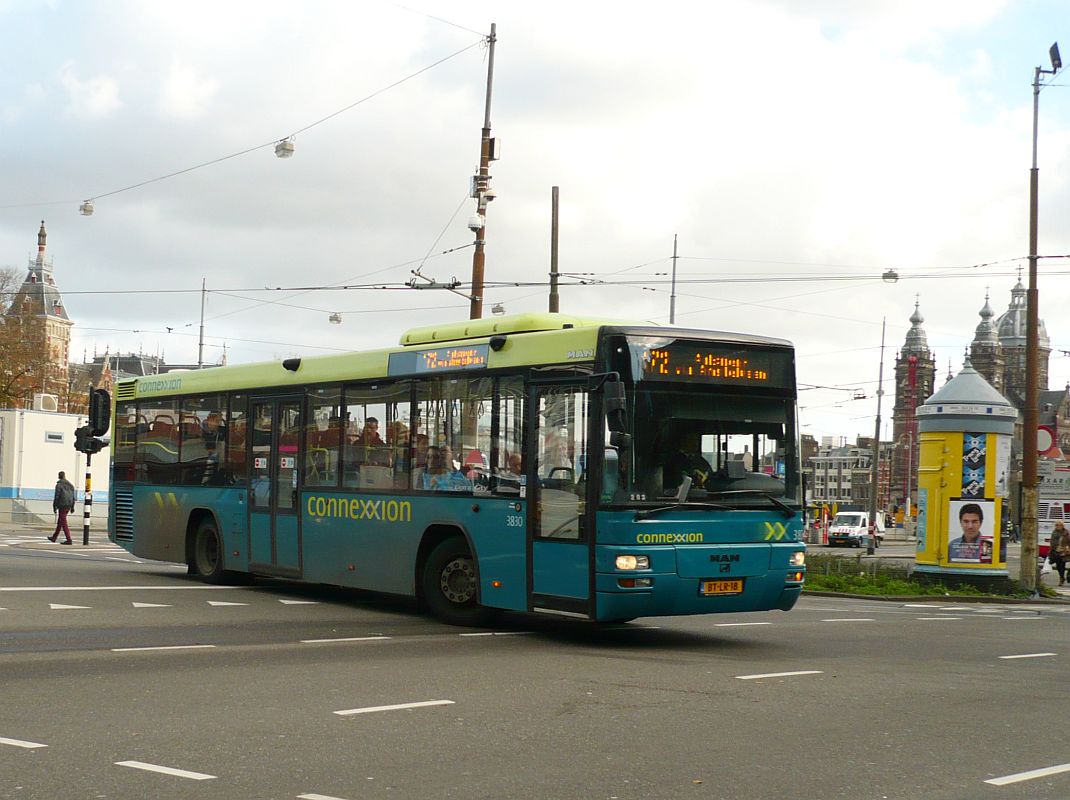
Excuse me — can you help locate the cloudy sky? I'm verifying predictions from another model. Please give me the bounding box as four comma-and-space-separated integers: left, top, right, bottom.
3, 0, 1070, 443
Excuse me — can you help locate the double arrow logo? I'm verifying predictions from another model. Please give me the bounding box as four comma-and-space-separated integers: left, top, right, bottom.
763, 521, 788, 541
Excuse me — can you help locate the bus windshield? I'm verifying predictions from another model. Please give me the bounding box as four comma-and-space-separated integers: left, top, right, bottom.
605, 384, 802, 508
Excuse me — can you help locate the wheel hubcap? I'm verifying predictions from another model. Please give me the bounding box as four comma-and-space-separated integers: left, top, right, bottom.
439, 556, 475, 604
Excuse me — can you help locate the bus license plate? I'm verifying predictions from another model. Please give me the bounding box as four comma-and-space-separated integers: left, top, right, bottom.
701, 579, 743, 595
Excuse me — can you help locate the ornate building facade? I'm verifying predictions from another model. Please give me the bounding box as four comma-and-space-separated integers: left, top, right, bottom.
889, 300, 936, 511
2, 222, 74, 408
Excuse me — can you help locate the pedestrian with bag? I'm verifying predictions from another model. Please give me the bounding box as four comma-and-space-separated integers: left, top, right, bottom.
1049, 521, 1070, 586
48, 470, 76, 545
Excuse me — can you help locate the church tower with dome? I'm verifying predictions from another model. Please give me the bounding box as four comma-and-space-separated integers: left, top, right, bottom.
992, 275, 1050, 408
890, 299, 937, 511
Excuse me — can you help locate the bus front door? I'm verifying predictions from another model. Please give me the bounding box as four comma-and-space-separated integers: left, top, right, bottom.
249, 397, 302, 577
527, 384, 594, 619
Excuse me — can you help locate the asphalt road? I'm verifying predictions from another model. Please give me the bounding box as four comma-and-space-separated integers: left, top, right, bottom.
2, 530, 1069, 800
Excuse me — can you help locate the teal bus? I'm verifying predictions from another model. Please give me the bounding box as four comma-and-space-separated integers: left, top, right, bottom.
108, 313, 806, 624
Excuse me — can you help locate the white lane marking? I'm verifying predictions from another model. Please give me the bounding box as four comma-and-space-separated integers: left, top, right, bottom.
105, 557, 133, 562
1001, 616, 1042, 620
334, 700, 454, 716
821, 618, 875, 623
458, 631, 533, 636
301, 636, 391, 644
998, 653, 1057, 660
111, 645, 216, 653
917, 617, 962, 621
903, 603, 938, 608
115, 760, 216, 780
0, 737, 47, 749
985, 762, 1070, 786
298, 794, 352, 800
50, 603, 91, 610
736, 670, 823, 681
132, 602, 172, 608
206, 601, 248, 606
279, 599, 319, 605
0, 585, 232, 592
714, 622, 773, 627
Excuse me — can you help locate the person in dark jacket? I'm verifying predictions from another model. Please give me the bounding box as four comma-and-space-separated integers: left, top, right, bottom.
48, 470, 76, 544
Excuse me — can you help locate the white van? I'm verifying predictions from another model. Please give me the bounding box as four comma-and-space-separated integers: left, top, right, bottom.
827, 511, 884, 547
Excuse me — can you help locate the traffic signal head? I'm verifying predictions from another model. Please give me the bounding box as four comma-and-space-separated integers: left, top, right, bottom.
74, 425, 93, 453
89, 389, 111, 437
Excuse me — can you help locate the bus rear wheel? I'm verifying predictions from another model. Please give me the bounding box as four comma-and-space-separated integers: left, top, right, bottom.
190, 518, 227, 584
422, 537, 495, 627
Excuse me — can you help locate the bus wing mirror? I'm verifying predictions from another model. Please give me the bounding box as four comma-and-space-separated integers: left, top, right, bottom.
604, 379, 628, 433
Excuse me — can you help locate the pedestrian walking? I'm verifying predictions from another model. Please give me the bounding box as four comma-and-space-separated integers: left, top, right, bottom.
48, 470, 76, 545
1049, 521, 1070, 586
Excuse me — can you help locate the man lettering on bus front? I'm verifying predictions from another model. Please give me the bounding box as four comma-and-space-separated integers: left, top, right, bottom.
949, 502, 987, 562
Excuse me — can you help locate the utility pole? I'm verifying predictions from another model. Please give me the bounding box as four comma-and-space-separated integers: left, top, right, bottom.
868, 318, 886, 555
669, 234, 679, 324
197, 277, 206, 368
1023, 43, 1061, 593
468, 23, 497, 320
549, 186, 560, 312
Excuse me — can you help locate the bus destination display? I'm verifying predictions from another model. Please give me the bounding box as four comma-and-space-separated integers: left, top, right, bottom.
640, 345, 786, 386
388, 344, 490, 376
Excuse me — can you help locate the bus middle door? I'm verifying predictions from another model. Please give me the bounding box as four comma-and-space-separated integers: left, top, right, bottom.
527, 383, 594, 618
249, 396, 302, 577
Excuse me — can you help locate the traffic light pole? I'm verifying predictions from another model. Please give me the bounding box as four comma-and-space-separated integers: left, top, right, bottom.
83, 452, 92, 546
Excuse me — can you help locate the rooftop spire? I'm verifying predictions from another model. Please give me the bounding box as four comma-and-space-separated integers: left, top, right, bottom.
36, 220, 46, 265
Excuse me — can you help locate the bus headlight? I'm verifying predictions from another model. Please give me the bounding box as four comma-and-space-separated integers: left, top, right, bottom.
615, 554, 650, 570
789, 551, 805, 567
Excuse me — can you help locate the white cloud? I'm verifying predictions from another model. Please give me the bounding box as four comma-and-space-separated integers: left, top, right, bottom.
158, 62, 219, 119
58, 61, 121, 118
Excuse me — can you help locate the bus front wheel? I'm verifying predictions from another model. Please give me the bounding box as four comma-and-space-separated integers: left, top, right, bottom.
190, 518, 226, 584
422, 537, 494, 627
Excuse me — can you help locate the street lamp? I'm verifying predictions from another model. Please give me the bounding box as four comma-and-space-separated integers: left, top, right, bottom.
868, 318, 887, 555
1022, 42, 1061, 593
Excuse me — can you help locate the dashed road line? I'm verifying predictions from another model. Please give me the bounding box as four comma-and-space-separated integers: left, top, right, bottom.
0, 737, 47, 749
917, 617, 962, 621
736, 670, 823, 681
301, 636, 391, 644
206, 601, 248, 606
821, 618, 874, 623
131, 602, 172, 608
298, 794, 352, 800
279, 599, 319, 605
0, 585, 232, 592
49, 603, 91, 610
985, 763, 1070, 786
998, 652, 1057, 660
714, 622, 772, 627
115, 760, 216, 780
111, 644, 216, 653
458, 631, 532, 636
334, 699, 454, 716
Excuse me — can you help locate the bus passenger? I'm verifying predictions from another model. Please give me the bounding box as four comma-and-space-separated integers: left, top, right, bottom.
423, 445, 471, 492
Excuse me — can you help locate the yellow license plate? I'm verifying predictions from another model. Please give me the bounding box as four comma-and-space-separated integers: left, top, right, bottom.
701, 579, 743, 595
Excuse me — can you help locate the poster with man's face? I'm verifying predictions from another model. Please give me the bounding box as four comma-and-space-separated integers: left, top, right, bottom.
948, 497, 994, 564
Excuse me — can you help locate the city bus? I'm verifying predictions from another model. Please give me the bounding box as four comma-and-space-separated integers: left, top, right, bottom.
108, 313, 806, 624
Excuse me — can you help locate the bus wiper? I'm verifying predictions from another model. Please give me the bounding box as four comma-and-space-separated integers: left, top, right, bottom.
635, 501, 731, 520
704, 490, 796, 518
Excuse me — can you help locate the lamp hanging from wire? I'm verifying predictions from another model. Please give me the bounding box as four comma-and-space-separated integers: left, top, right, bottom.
79, 200, 94, 216
275, 137, 295, 158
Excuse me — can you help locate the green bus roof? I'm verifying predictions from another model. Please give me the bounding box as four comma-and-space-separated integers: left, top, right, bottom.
118, 313, 792, 401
